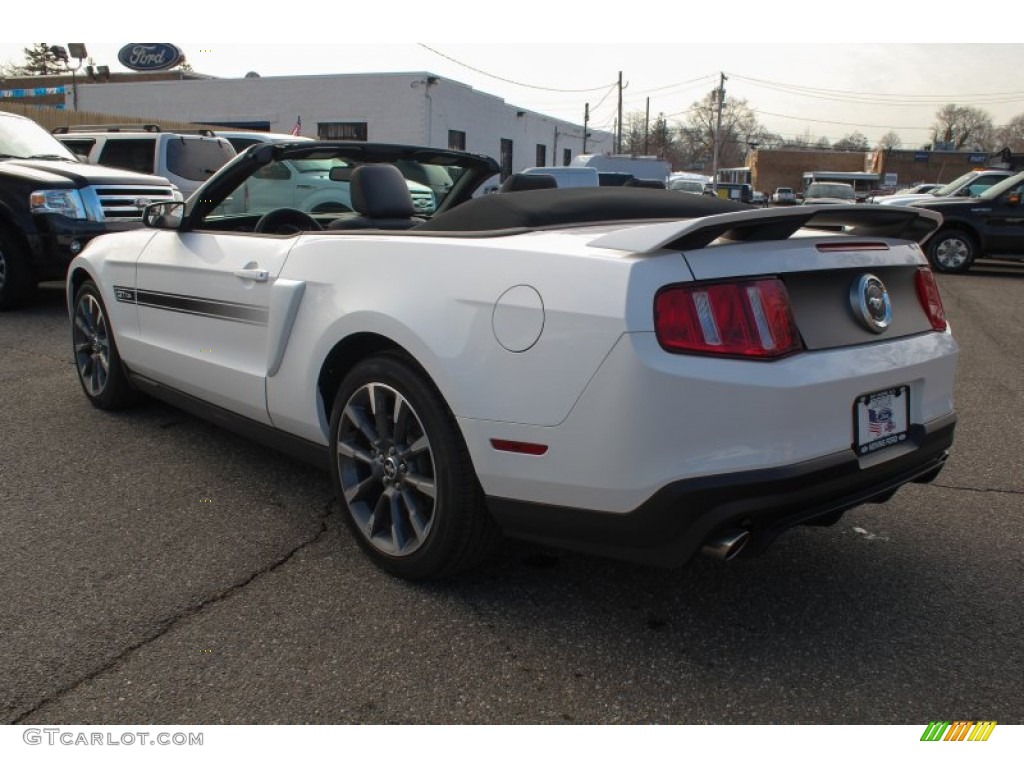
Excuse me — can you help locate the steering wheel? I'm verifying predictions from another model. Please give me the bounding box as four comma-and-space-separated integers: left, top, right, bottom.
254, 208, 323, 235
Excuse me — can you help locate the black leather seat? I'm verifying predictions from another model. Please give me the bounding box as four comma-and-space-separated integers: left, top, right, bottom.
328, 164, 423, 230
499, 173, 558, 192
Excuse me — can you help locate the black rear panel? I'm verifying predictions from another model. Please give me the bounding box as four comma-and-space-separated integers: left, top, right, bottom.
784, 266, 932, 350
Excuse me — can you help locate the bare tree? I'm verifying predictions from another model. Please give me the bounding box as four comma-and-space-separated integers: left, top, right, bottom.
877, 130, 902, 150
994, 114, 1024, 153
931, 104, 995, 150
815, 136, 832, 150
833, 131, 870, 152
781, 128, 818, 149
675, 92, 764, 170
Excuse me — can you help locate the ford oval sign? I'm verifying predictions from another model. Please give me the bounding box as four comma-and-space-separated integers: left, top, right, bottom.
117, 44, 184, 72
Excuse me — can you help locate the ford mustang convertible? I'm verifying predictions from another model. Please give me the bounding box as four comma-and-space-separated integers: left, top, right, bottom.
67, 141, 958, 580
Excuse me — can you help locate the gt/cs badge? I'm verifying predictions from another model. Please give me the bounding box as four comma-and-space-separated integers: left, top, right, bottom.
850, 273, 891, 333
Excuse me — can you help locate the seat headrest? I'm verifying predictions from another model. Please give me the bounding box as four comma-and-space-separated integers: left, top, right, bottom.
351, 164, 415, 217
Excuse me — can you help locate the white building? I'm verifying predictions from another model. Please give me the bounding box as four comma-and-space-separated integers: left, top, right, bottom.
71, 72, 614, 176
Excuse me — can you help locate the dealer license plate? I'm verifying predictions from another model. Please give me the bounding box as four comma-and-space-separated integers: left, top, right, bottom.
854, 386, 910, 456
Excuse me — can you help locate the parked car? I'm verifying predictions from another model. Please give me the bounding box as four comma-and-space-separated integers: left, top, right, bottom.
66, 140, 958, 580
877, 169, 1013, 206
803, 182, 857, 205
898, 183, 942, 195
0, 111, 178, 309
54, 124, 236, 198
772, 187, 797, 205
668, 178, 706, 195
913, 170, 1024, 273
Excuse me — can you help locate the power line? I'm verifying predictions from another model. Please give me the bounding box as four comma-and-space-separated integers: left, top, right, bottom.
731, 73, 1024, 107
417, 44, 617, 93
754, 108, 931, 131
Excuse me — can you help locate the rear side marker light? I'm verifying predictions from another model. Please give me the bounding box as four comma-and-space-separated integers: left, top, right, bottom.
654, 278, 802, 359
490, 439, 548, 455
914, 267, 948, 331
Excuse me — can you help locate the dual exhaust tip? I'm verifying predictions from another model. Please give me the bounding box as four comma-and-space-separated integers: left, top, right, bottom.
701, 529, 751, 561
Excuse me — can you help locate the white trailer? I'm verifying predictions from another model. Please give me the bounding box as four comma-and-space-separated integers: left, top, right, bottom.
570, 154, 671, 182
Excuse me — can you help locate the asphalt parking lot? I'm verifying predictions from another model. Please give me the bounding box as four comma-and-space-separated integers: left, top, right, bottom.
1, 263, 1021, 725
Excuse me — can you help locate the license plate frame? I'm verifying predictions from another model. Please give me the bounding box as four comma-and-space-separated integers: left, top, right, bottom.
854, 386, 910, 456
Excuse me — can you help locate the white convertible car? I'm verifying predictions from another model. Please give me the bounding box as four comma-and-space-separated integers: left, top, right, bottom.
68, 141, 958, 580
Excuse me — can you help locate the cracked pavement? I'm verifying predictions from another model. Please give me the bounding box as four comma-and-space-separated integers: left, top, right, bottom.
1, 264, 1021, 724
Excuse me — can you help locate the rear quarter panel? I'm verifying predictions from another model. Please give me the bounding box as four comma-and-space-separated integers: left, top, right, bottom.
266, 229, 679, 443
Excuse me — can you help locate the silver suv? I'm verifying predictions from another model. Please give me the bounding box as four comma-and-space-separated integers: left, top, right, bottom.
54, 125, 236, 198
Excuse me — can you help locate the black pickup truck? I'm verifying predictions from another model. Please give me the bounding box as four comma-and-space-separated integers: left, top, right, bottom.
0, 111, 177, 309
913, 170, 1024, 273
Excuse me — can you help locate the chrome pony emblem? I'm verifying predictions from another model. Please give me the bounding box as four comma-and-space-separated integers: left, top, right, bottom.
850, 274, 892, 333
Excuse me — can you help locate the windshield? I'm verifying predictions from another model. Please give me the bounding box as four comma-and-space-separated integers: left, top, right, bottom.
807, 183, 854, 199
933, 171, 980, 197
977, 171, 1024, 200
0, 113, 79, 161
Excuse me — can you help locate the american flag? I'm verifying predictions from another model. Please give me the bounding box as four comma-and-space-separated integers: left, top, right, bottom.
290, 116, 301, 136
868, 407, 893, 435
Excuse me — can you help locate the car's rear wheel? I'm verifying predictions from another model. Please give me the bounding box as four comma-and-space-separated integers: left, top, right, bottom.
72, 280, 136, 409
928, 229, 976, 274
329, 353, 500, 580
0, 226, 35, 311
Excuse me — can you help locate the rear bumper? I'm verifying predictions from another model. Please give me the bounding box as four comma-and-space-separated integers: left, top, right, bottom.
486, 413, 955, 568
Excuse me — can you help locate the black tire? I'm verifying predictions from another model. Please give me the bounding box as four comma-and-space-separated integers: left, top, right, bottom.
71, 280, 137, 410
329, 353, 501, 580
0, 226, 35, 311
927, 229, 977, 274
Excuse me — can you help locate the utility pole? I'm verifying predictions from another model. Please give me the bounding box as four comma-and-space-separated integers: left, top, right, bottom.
617, 71, 623, 154
711, 72, 727, 191
583, 102, 589, 155
644, 97, 650, 155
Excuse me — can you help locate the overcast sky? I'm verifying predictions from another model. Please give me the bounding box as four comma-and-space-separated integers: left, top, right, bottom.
4, 5, 1022, 149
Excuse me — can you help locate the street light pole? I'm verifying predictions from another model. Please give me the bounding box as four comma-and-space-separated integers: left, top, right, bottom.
49, 43, 87, 111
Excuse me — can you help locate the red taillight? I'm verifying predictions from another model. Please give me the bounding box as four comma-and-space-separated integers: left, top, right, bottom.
914, 267, 947, 331
654, 278, 802, 359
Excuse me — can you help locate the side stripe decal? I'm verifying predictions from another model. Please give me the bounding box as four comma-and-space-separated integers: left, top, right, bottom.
114, 285, 269, 326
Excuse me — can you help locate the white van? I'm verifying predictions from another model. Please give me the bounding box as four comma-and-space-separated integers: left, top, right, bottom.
522, 166, 599, 188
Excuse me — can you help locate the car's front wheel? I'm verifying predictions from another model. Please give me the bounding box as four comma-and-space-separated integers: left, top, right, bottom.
329, 353, 500, 580
928, 229, 977, 274
71, 280, 136, 409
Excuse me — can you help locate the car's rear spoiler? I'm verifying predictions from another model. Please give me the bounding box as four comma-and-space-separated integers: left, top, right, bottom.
588, 204, 942, 255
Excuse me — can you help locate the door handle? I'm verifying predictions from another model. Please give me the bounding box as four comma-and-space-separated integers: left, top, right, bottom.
234, 268, 269, 282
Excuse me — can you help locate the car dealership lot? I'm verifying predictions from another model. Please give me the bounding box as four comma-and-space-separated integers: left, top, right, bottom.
1, 264, 1022, 725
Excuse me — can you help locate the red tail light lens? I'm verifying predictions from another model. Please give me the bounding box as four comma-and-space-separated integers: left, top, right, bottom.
914, 267, 947, 331
654, 278, 802, 358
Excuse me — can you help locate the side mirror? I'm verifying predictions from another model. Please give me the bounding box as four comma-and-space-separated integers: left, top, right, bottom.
1008, 193, 1021, 206
143, 201, 185, 229
329, 166, 353, 182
